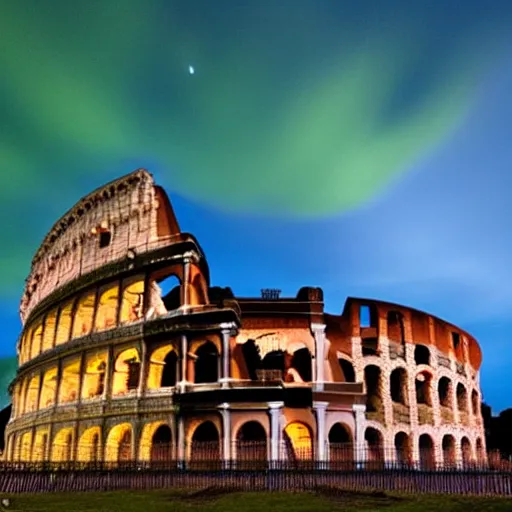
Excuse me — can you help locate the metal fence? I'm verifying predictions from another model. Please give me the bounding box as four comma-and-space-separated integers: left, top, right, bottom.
2, 443, 512, 496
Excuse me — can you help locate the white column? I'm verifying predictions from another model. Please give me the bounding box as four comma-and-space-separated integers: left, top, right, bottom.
177, 415, 186, 468
311, 323, 326, 390
181, 257, 191, 307
352, 403, 367, 468
178, 334, 188, 392
219, 326, 235, 388
313, 401, 328, 464
268, 401, 284, 466
219, 403, 231, 468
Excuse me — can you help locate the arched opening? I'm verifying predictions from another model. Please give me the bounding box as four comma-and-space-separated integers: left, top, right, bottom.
415, 372, 432, 405
52, 428, 74, 462
24, 375, 40, 413
105, 423, 133, 464
59, 359, 81, 404
261, 350, 285, 379
339, 359, 356, 383
416, 371, 433, 425
442, 435, 456, 467
194, 342, 219, 383
112, 348, 141, 395
414, 345, 430, 366
438, 377, 453, 422
77, 427, 101, 462
39, 369, 57, 409
147, 272, 181, 318
360, 304, 379, 355
284, 422, 313, 462
289, 347, 312, 382
471, 390, 479, 417
328, 423, 353, 467
476, 438, 485, 463
94, 284, 119, 332
82, 357, 107, 400
419, 434, 435, 470
394, 432, 412, 467
32, 430, 49, 462
161, 351, 178, 387
242, 339, 262, 380
457, 383, 468, 416
72, 291, 96, 339
190, 421, 220, 469
20, 431, 33, 462
364, 366, 383, 417
461, 437, 472, 467
364, 427, 384, 468
151, 425, 173, 464
390, 368, 408, 405
119, 276, 145, 325
236, 421, 267, 468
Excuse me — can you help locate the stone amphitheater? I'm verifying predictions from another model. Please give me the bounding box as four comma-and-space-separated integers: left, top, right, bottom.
4, 169, 486, 467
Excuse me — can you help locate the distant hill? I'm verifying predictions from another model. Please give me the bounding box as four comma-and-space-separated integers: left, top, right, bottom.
0, 357, 17, 409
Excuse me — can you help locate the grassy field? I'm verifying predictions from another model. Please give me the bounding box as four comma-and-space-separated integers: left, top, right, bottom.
3, 488, 512, 512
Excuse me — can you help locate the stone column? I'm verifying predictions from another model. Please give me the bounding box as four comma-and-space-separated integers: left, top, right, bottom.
219, 325, 236, 388
219, 403, 231, 468
176, 415, 186, 468
137, 341, 147, 397
178, 334, 188, 392
181, 257, 191, 307
55, 359, 63, 405
268, 401, 284, 467
77, 352, 86, 404
311, 323, 326, 390
352, 403, 367, 468
313, 401, 328, 464
104, 345, 115, 399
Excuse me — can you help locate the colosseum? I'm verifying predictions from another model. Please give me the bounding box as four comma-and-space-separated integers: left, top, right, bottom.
4, 169, 486, 468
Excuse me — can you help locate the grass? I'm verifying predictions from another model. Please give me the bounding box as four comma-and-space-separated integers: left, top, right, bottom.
3, 488, 512, 512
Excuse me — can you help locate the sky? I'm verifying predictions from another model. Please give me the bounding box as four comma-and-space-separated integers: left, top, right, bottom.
1, 0, 512, 412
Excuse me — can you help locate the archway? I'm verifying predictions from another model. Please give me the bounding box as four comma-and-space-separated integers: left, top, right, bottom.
414, 345, 430, 366
151, 425, 173, 465
194, 342, 219, 383
442, 435, 456, 467
190, 421, 220, 469
105, 423, 133, 464
394, 432, 412, 467
284, 422, 313, 462
418, 434, 435, 470
112, 348, 140, 395
471, 390, 479, 416
461, 437, 472, 467
390, 368, 408, 405
339, 359, 356, 383
52, 428, 74, 462
261, 350, 286, 379
364, 365, 382, 416
456, 384, 468, 413
476, 438, 485, 463
236, 421, 267, 468
289, 347, 312, 382
77, 427, 102, 462
364, 427, 384, 469
328, 423, 353, 467
438, 377, 452, 408
161, 351, 178, 387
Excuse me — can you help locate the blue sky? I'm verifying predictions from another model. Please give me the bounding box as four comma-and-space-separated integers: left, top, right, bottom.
1, 0, 512, 413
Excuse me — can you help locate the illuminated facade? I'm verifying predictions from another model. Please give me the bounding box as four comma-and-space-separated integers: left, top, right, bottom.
4, 169, 486, 467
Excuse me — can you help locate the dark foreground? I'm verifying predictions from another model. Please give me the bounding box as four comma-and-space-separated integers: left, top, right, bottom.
4, 489, 512, 512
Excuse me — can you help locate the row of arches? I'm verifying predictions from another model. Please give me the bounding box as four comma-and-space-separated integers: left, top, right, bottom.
14, 341, 221, 418
365, 365, 481, 421
19, 268, 209, 366
9, 419, 353, 465
366, 427, 485, 468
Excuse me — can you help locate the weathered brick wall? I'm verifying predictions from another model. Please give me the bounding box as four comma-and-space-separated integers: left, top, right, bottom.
20, 170, 172, 324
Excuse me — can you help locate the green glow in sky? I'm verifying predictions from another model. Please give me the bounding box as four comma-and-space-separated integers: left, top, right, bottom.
0, 0, 508, 289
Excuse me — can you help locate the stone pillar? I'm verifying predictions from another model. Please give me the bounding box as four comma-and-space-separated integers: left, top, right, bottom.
176, 415, 186, 468
55, 359, 63, 405
181, 257, 191, 307
219, 327, 234, 388
77, 352, 86, 404
311, 323, 326, 390
313, 401, 328, 464
178, 334, 188, 392
352, 403, 367, 468
268, 401, 284, 466
219, 403, 231, 468
137, 341, 147, 397
104, 345, 115, 399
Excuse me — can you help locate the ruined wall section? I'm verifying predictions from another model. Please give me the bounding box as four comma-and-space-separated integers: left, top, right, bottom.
20, 170, 174, 324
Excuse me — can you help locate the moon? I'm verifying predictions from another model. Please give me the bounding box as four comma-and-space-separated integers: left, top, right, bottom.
188, 65, 195, 75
